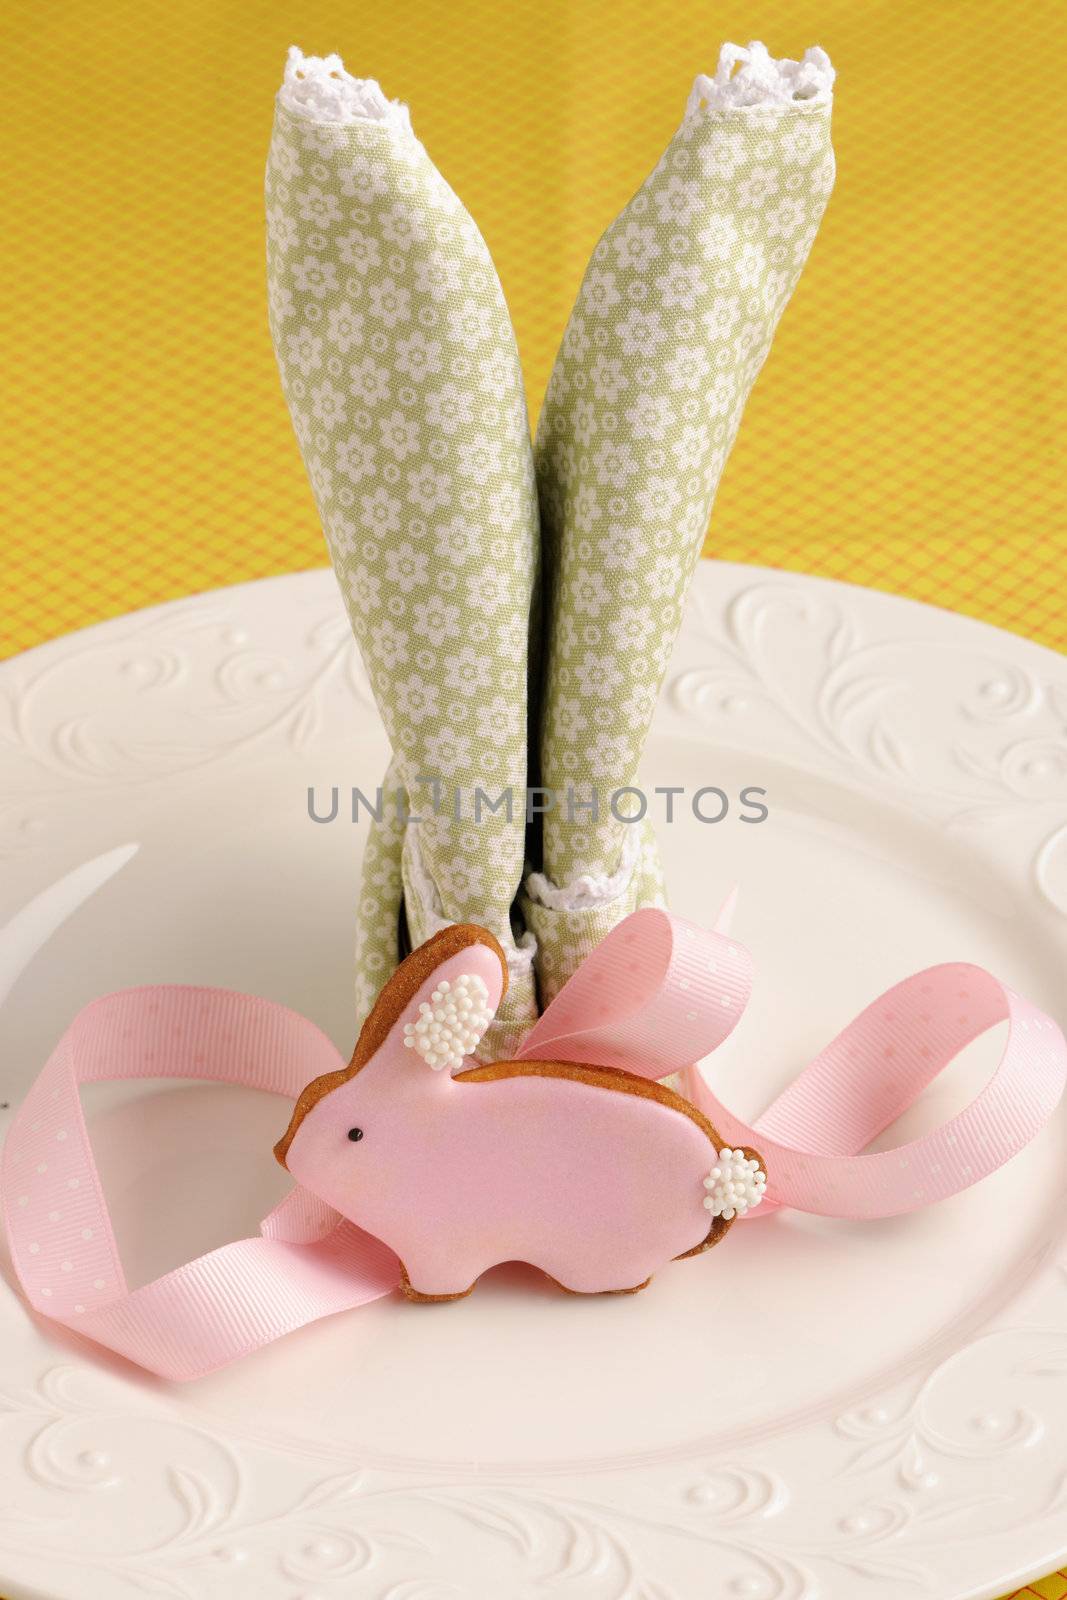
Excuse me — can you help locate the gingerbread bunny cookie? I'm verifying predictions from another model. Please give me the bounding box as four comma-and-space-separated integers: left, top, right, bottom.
276, 924, 766, 1299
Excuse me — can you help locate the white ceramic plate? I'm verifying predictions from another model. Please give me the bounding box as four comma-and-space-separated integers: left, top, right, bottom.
1, 564, 1066, 1600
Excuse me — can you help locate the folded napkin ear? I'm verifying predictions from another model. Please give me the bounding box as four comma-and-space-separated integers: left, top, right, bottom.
266, 48, 539, 1057
524, 41, 836, 1002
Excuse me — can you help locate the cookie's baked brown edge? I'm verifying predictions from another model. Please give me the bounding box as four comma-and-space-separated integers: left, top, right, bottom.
454, 1060, 762, 1269
277, 944, 766, 1293
274, 922, 509, 1168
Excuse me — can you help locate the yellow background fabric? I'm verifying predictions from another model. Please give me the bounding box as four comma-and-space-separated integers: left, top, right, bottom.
1, 0, 1064, 660
0, 3, 1062, 1592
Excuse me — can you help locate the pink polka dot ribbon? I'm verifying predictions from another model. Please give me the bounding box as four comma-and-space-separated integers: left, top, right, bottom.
520, 910, 1067, 1218
1, 987, 400, 1380
3, 912, 1064, 1379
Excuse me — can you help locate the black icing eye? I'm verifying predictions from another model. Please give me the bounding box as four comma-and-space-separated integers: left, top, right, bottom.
347, 1127, 364, 1142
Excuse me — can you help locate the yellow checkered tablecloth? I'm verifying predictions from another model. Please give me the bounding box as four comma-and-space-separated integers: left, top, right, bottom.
0, 0, 1064, 659
0, 3, 1063, 1595
1021, 1582, 1067, 1600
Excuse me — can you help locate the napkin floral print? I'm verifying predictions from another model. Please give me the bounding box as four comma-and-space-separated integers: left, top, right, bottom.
535, 43, 835, 890
266, 51, 540, 1055
526, 42, 835, 999
267, 42, 835, 1034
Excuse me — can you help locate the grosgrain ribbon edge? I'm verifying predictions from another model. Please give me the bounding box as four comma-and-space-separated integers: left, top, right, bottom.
3, 918, 1064, 1379
0, 986, 401, 1380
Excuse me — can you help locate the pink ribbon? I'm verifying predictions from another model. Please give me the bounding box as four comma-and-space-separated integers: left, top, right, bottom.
518, 911, 1067, 1217
1, 988, 398, 1380
3, 911, 1064, 1380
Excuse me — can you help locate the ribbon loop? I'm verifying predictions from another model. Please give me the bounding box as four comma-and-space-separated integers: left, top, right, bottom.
690, 962, 1066, 1218
3, 922, 1064, 1380
1, 987, 399, 1380
517, 907, 752, 1078
527, 923, 1066, 1219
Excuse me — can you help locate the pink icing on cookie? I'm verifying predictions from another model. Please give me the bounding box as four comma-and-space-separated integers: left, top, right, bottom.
282, 938, 736, 1298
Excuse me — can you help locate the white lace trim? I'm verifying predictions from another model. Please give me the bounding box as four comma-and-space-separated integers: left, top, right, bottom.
278, 46, 412, 131
524, 826, 643, 913
688, 41, 834, 116
403, 826, 536, 979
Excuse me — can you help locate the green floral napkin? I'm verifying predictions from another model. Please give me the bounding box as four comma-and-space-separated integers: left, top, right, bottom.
266, 41, 835, 1044
266, 48, 540, 1056
524, 39, 836, 999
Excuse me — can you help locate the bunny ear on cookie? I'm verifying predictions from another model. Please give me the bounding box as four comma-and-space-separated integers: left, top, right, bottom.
354, 922, 508, 1076
266, 49, 540, 1058
523, 41, 836, 1003
275, 922, 506, 1164
395, 931, 507, 1073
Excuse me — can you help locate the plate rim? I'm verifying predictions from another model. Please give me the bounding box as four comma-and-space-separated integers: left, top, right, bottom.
2, 561, 1066, 1600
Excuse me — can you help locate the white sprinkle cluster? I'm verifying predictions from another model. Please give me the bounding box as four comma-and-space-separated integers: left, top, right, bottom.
403, 972, 493, 1071
703, 1149, 767, 1220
